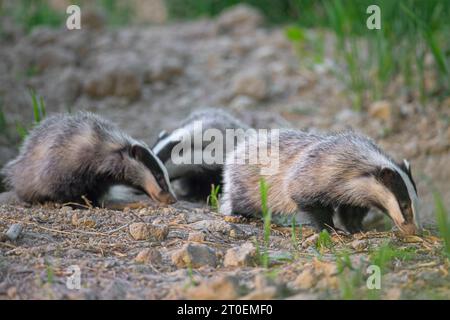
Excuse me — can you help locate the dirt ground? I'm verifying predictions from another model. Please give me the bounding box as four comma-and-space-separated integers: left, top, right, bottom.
0, 5, 449, 299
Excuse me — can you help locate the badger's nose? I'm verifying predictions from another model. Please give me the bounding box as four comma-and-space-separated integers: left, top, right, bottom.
401, 223, 417, 235
158, 192, 177, 205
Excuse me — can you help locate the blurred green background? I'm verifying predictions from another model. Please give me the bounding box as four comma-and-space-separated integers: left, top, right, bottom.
1, 0, 449, 110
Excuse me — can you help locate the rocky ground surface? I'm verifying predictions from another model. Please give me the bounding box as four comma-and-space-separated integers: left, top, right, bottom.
0, 201, 448, 299
0, 5, 449, 299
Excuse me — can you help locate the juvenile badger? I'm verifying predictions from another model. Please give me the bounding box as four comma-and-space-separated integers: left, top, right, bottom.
221, 129, 419, 235
1, 112, 176, 207
152, 108, 249, 200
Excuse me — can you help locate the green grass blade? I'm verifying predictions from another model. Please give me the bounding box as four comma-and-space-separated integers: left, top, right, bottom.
433, 191, 450, 258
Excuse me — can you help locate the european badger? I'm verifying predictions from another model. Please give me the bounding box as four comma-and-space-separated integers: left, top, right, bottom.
220, 129, 419, 235
152, 108, 249, 200
1, 112, 176, 207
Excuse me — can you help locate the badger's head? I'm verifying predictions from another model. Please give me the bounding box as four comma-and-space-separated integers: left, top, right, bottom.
375, 159, 419, 235
118, 144, 177, 205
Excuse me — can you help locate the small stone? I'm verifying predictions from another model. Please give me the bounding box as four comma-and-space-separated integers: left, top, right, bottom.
231, 68, 268, 101
351, 239, 368, 251
189, 219, 247, 239
71, 213, 96, 228
34, 47, 76, 72
188, 232, 205, 242
144, 56, 184, 83
6, 224, 23, 241
223, 215, 243, 223
83, 52, 142, 99
229, 95, 256, 110
185, 275, 240, 300
135, 248, 162, 264
294, 268, 316, 289
369, 100, 393, 122
223, 242, 256, 267
129, 222, 150, 241
171, 243, 217, 268
147, 224, 169, 241
216, 4, 263, 35
386, 288, 402, 300
241, 287, 277, 300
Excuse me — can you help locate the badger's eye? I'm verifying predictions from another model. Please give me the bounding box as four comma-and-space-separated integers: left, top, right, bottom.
401, 203, 409, 211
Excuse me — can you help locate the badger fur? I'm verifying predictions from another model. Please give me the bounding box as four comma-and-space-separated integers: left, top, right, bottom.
220, 129, 419, 235
152, 108, 249, 200
1, 112, 176, 207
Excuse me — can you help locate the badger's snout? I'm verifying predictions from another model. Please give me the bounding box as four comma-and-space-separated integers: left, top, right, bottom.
399, 222, 417, 235
155, 191, 177, 205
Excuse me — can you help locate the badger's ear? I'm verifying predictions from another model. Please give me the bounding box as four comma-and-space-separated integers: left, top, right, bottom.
378, 167, 396, 185
403, 159, 411, 174
129, 144, 138, 159
130, 144, 147, 160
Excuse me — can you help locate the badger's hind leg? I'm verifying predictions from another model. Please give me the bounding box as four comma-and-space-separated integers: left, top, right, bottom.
337, 205, 369, 234
300, 204, 335, 233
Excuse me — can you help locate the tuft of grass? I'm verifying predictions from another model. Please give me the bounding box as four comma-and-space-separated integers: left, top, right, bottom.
9, 0, 64, 33
45, 263, 54, 285
0, 101, 6, 135
433, 191, 450, 258
259, 177, 271, 268
101, 0, 133, 27
315, 229, 333, 253
30, 90, 46, 124
284, 26, 325, 69
15, 122, 28, 140
15, 90, 47, 140
369, 241, 416, 271
206, 184, 220, 211
290, 215, 302, 251
335, 250, 381, 300
184, 257, 198, 288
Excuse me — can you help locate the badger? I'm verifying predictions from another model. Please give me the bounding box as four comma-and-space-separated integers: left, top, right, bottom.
152, 108, 249, 200
220, 129, 419, 235
1, 112, 176, 207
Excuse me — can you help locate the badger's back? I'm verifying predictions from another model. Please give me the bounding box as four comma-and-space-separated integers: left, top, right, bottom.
221, 129, 323, 216
2, 112, 133, 203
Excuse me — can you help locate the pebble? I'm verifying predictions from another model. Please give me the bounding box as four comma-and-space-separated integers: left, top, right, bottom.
185, 275, 240, 299
171, 243, 218, 268
369, 100, 393, 122
216, 4, 263, 35
223, 242, 257, 267
6, 224, 23, 241
135, 248, 162, 264
188, 232, 205, 242
129, 222, 169, 241
129, 222, 150, 241
231, 68, 269, 101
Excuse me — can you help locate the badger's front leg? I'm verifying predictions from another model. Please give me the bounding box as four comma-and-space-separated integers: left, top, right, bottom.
337, 204, 369, 234
300, 204, 335, 233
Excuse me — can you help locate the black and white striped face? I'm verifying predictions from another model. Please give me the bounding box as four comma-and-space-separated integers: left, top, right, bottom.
125, 144, 176, 204
376, 159, 419, 234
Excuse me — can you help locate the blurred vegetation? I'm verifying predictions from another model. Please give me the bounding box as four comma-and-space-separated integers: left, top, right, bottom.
168, 0, 450, 110
0, 0, 133, 32
5, 0, 64, 33
1, 0, 449, 110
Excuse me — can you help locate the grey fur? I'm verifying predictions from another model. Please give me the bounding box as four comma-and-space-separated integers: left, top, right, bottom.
1, 112, 176, 206
221, 129, 419, 235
